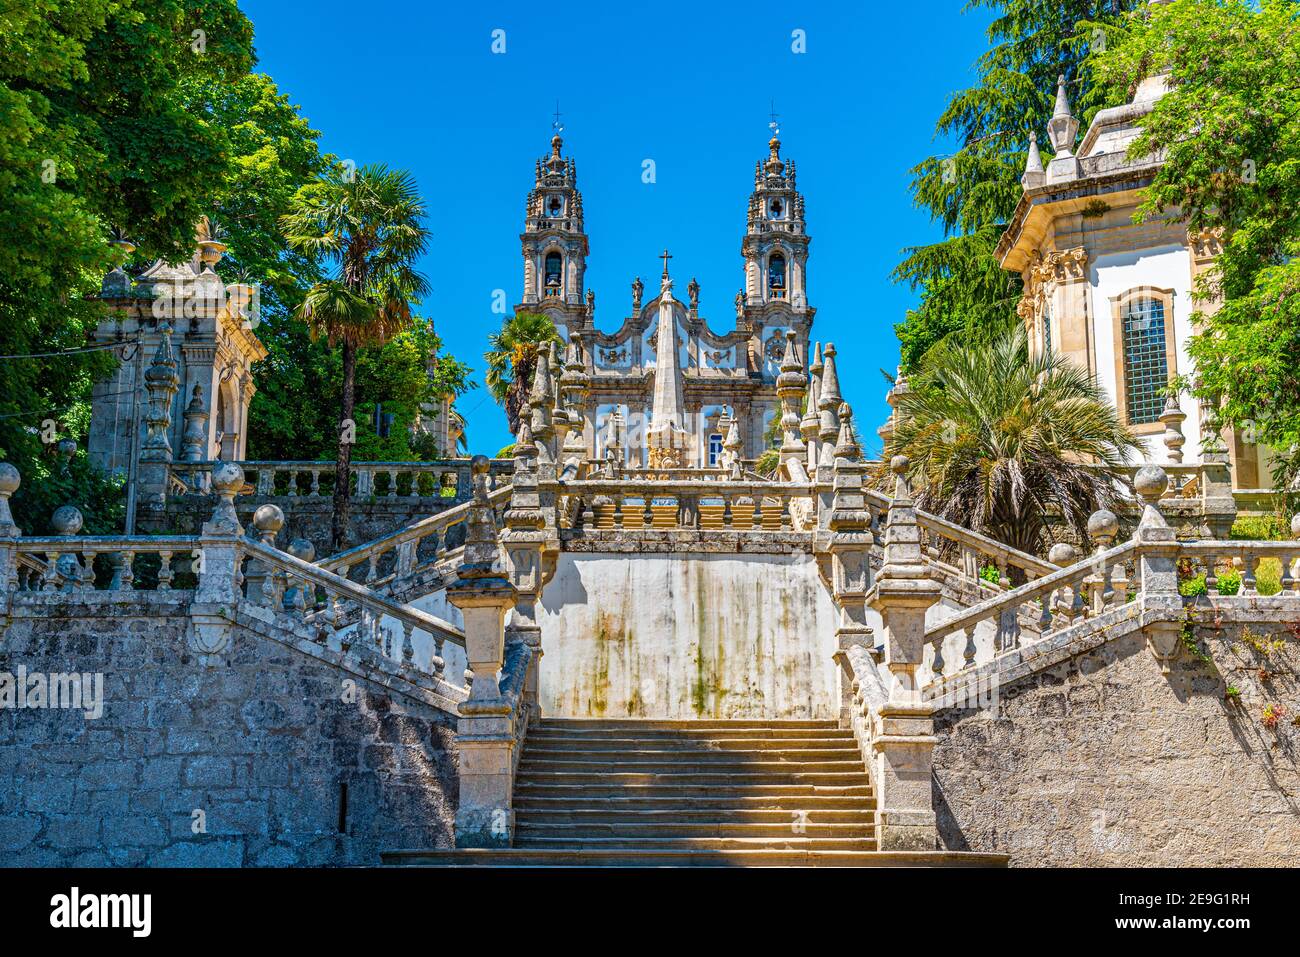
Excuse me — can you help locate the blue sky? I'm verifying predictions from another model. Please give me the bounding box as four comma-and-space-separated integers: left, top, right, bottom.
241, 0, 995, 456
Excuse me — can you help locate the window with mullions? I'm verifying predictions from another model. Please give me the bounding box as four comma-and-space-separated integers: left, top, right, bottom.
1120, 297, 1168, 425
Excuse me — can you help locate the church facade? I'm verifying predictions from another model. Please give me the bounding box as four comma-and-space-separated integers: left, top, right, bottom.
514, 133, 814, 467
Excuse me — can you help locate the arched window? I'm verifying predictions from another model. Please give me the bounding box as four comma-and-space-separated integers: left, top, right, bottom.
543, 252, 563, 297
1114, 290, 1175, 427
707, 433, 724, 466
768, 254, 786, 299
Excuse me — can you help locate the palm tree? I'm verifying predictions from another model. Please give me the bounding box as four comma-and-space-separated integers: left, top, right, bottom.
280, 164, 431, 551
484, 313, 561, 435
883, 327, 1143, 562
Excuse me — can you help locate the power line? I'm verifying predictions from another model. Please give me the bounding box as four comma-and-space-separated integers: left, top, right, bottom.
0, 341, 133, 361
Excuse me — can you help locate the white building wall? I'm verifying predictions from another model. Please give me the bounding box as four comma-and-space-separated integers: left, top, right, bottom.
1089, 244, 1203, 463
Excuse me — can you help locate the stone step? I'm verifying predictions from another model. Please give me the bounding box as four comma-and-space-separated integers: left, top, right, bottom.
383, 848, 1009, 868
514, 794, 876, 812
525, 734, 857, 750
527, 728, 852, 743
515, 771, 869, 787
536, 719, 839, 731
516, 821, 872, 839
515, 807, 876, 824
513, 835, 880, 852
515, 783, 875, 799
517, 757, 866, 774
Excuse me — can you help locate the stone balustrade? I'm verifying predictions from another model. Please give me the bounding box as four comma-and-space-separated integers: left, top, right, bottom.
168, 457, 512, 502
560, 478, 814, 532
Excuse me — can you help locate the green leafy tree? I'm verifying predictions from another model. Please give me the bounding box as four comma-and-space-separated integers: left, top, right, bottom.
280, 165, 432, 550
1089, 0, 1300, 499
884, 327, 1141, 561
484, 313, 561, 435
0, 0, 254, 531
893, 0, 1142, 372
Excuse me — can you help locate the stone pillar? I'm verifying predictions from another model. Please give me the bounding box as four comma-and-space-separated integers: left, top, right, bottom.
502, 414, 548, 715
1197, 394, 1237, 539
448, 456, 519, 848
1134, 466, 1181, 674
180, 384, 210, 463
827, 405, 873, 726
867, 455, 942, 851
190, 462, 245, 665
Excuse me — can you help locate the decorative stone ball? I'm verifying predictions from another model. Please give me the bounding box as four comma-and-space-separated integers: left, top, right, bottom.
211, 461, 245, 495
838, 402, 853, 421
470, 454, 490, 476
1048, 542, 1077, 566
1087, 509, 1120, 543
1292, 514, 1300, 540
0, 462, 19, 496
252, 504, 285, 534
1133, 465, 1169, 502
51, 504, 84, 536
890, 454, 910, 475
287, 538, 315, 563
57, 438, 77, 459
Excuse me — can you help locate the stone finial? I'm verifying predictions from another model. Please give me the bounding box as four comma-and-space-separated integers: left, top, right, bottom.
1134, 464, 1172, 534
527, 346, 554, 458
1047, 74, 1079, 156
1048, 542, 1078, 566
181, 384, 209, 462
252, 504, 285, 545
460, 456, 505, 578
1088, 509, 1120, 549
206, 461, 245, 532
288, 538, 315, 563
817, 342, 842, 464
777, 330, 807, 457
802, 342, 823, 434
1021, 131, 1045, 189
51, 505, 84, 536
889, 454, 912, 503
834, 402, 861, 462
1159, 393, 1186, 464
0, 462, 21, 536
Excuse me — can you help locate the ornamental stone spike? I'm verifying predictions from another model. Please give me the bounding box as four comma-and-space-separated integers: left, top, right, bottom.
1047, 74, 1078, 156
817, 342, 842, 466
1159, 392, 1186, 465
1021, 131, 1045, 190
776, 329, 807, 460
834, 401, 861, 463
802, 342, 823, 465
528, 346, 554, 463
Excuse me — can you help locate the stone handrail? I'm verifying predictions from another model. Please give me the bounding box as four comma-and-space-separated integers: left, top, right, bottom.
1179, 541, 1299, 595
241, 538, 466, 690
318, 483, 515, 585
560, 477, 814, 532
169, 458, 512, 500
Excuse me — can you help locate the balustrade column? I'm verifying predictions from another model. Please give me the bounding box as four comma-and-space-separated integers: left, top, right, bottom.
190, 463, 246, 664
1134, 466, 1181, 674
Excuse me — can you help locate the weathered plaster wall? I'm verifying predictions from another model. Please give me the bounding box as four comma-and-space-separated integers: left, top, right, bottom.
537, 551, 839, 718
0, 605, 458, 866
933, 621, 1300, 866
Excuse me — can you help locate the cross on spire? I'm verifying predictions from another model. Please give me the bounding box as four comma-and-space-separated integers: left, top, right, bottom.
768, 100, 780, 137
659, 249, 673, 278
551, 100, 564, 134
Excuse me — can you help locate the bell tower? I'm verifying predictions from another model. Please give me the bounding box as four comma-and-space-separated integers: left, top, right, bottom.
740, 133, 813, 379
518, 133, 589, 338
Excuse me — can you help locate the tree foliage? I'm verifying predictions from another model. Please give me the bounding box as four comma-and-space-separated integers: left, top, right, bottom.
484, 313, 562, 435
883, 327, 1141, 558
1089, 0, 1300, 495
892, 0, 1143, 372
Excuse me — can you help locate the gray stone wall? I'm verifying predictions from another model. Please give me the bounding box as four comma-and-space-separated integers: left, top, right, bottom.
0, 604, 458, 866
933, 620, 1300, 866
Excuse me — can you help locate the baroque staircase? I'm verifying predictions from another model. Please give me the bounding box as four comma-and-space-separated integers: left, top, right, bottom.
384, 718, 1004, 867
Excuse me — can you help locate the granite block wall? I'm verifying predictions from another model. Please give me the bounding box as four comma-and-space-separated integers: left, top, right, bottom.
0, 604, 458, 866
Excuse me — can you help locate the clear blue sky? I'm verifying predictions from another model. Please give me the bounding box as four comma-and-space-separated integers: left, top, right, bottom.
241, 0, 994, 456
